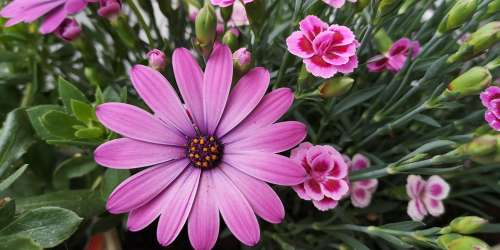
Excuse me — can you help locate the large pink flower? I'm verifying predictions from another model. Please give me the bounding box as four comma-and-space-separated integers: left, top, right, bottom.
211, 0, 253, 8
93, 45, 307, 249
480, 86, 500, 131
0, 0, 95, 34
406, 175, 450, 221
286, 15, 359, 79
347, 154, 378, 208
322, 0, 357, 8
291, 142, 350, 211
367, 38, 421, 73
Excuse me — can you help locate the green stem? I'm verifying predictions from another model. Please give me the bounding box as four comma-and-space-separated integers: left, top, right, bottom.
125, 0, 154, 48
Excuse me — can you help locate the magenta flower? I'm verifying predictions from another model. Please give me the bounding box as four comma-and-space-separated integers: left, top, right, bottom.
286, 15, 359, 79
97, 0, 121, 18
347, 154, 378, 208
147, 49, 167, 71
480, 86, 500, 131
291, 142, 350, 211
94, 45, 307, 249
406, 175, 450, 221
322, 0, 357, 8
211, 0, 253, 8
0, 0, 95, 34
54, 18, 81, 42
367, 38, 421, 73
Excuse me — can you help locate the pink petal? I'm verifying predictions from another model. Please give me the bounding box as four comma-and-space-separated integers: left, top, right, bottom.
335, 55, 358, 74
223, 152, 306, 185
293, 184, 311, 200
356, 179, 378, 190
322, 0, 346, 8
220, 163, 285, 224
95, 103, 185, 146
407, 199, 427, 221
225, 121, 307, 154
367, 56, 388, 72
312, 197, 338, 211
157, 167, 201, 246
188, 172, 220, 250
94, 138, 185, 169
389, 38, 411, 56
290, 142, 313, 163
406, 175, 425, 199
130, 65, 195, 137
299, 15, 328, 41
327, 25, 356, 46
322, 52, 349, 66
172, 48, 206, 134
310, 151, 334, 175
304, 55, 338, 78
212, 168, 260, 246
485, 111, 500, 131
286, 31, 315, 58
216, 67, 270, 137
39, 6, 66, 34
65, 0, 87, 14
423, 196, 445, 217
203, 44, 233, 135
351, 186, 372, 208
304, 179, 324, 200
322, 178, 349, 200
351, 153, 370, 171
425, 175, 450, 200
387, 54, 407, 72
221, 88, 294, 144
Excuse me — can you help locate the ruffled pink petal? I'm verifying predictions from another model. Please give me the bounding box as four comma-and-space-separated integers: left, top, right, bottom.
323, 52, 349, 66
211, 0, 235, 7
351, 186, 372, 208
95, 103, 185, 145
310, 152, 334, 177
65, 0, 87, 14
335, 55, 358, 74
172, 48, 206, 133
423, 196, 445, 217
223, 152, 306, 185
322, 178, 349, 200
106, 159, 189, 213
387, 54, 407, 72
216, 67, 270, 137
406, 175, 425, 199
425, 175, 450, 200
188, 171, 220, 250
407, 199, 427, 221
94, 138, 185, 169
130, 65, 195, 137
157, 167, 201, 246
221, 88, 294, 144
299, 15, 328, 41
356, 179, 378, 190
351, 153, 370, 171
203, 44, 233, 135
290, 142, 313, 162
224, 121, 307, 154
286, 31, 315, 58
389, 38, 411, 56
212, 168, 260, 246
220, 163, 285, 224
293, 183, 311, 200
328, 43, 357, 57
39, 6, 66, 34
485, 111, 500, 131
304, 55, 337, 78
312, 197, 338, 211
367, 56, 388, 72
480, 86, 500, 108
328, 25, 356, 46
304, 179, 324, 200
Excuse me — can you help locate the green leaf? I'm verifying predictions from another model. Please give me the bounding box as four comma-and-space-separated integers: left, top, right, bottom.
70, 99, 95, 123
371, 232, 413, 249
40, 110, 82, 139
0, 108, 35, 177
0, 207, 82, 248
16, 190, 104, 219
0, 165, 28, 193
0, 198, 15, 229
0, 235, 42, 250
381, 221, 425, 231
75, 127, 104, 139
26, 105, 65, 140
413, 114, 441, 128
333, 86, 384, 115
52, 157, 97, 189
58, 77, 88, 110
100, 169, 129, 200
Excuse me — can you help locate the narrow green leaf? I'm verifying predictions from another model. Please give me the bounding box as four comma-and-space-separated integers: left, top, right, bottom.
0, 198, 15, 229
70, 99, 95, 123
0, 235, 41, 250
58, 77, 88, 110
413, 114, 441, 128
333, 86, 384, 115
381, 221, 425, 231
75, 127, 104, 139
0, 165, 28, 193
40, 110, 82, 139
52, 157, 97, 189
333, 232, 370, 250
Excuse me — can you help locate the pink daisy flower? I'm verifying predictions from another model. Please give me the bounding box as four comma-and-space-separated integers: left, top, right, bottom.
322, 0, 357, 8
286, 15, 359, 79
347, 154, 378, 208
291, 142, 350, 211
0, 0, 96, 34
480, 86, 500, 131
211, 0, 253, 8
367, 38, 421, 73
406, 175, 450, 221
93, 45, 307, 249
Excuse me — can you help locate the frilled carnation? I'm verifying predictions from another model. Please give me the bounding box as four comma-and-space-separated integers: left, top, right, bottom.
347, 154, 378, 208
367, 38, 421, 73
406, 175, 450, 221
480, 86, 500, 131
322, 0, 357, 8
286, 15, 359, 79
54, 18, 81, 42
291, 142, 350, 211
211, 0, 253, 7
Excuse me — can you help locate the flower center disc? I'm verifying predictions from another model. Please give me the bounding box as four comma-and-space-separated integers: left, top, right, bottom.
186, 136, 223, 169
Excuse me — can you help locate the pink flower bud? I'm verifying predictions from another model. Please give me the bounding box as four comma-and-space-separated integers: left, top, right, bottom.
147, 49, 167, 71
98, 0, 122, 19
54, 18, 81, 42
233, 48, 252, 73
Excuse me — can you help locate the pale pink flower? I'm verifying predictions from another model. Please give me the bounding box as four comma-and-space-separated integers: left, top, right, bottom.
94, 45, 307, 249
147, 49, 167, 71
367, 38, 421, 73
286, 15, 359, 79
54, 18, 81, 42
291, 142, 350, 211
211, 0, 253, 8
322, 0, 357, 8
480, 86, 500, 131
347, 154, 378, 208
406, 175, 450, 221
228, 0, 249, 26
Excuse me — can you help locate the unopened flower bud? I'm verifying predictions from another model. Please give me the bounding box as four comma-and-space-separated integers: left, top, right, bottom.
438, 0, 477, 33
233, 48, 252, 74
442, 236, 490, 250
195, 3, 217, 50
374, 29, 393, 53
437, 233, 462, 249
464, 135, 497, 157
98, 0, 122, 19
54, 18, 81, 42
444, 66, 492, 98
447, 216, 488, 234
147, 49, 167, 71
375, 0, 403, 24
487, 0, 500, 15
448, 22, 500, 63
222, 28, 240, 51
319, 76, 354, 98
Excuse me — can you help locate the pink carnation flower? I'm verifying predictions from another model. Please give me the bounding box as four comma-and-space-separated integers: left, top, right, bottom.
291, 142, 350, 211
347, 154, 378, 208
94, 45, 308, 249
480, 86, 500, 131
367, 38, 421, 73
406, 175, 450, 221
322, 0, 357, 8
286, 15, 359, 79
54, 18, 81, 42
0, 0, 95, 34
211, 0, 253, 8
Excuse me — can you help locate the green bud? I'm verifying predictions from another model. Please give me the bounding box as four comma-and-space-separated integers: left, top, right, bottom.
195, 3, 217, 49
470, 134, 500, 164
220, 6, 233, 23
447, 236, 490, 250
464, 135, 497, 157
244, 0, 266, 33
448, 22, 500, 63
374, 29, 393, 53
438, 0, 478, 33
448, 216, 488, 234
437, 233, 462, 249
444, 66, 492, 98
222, 29, 240, 52
319, 77, 354, 98
487, 0, 500, 15
375, 0, 404, 24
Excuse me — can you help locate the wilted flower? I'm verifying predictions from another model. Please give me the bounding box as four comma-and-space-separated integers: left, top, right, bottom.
291, 142, 350, 211
98, 0, 122, 19
322, 0, 357, 8
54, 18, 81, 42
347, 154, 378, 208
211, 0, 253, 7
94, 45, 307, 248
406, 175, 450, 221
286, 15, 359, 79
147, 49, 167, 71
481, 86, 500, 131
368, 38, 421, 73
0, 0, 94, 34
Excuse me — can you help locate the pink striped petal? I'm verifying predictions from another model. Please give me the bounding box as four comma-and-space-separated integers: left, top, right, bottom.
221, 88, 294, 144
95, 103, 185, 146
407, 199, 427, 221
172, 48, 206, 133
225, 121, 307, 154
223, 152, 306, 186
216, 67, 270, 137
423, 196, 445, 217
94, 138, 185, 169
312, 197, 338, 211
188, 171, 220, 250
220, 163, 285, 224
286, 31, 315, 58
203, 45, 233, 135
212, 169, 260, 246
322, 178, 349, 200
425, 175, 450, 200
39, 6, 66, 34
406, 175, 425, 199
65, 0, 87, 14
157, 167, 201, 246
130, 65, 195, 137
106, 160, 189, 213
304, 179, 324, 200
